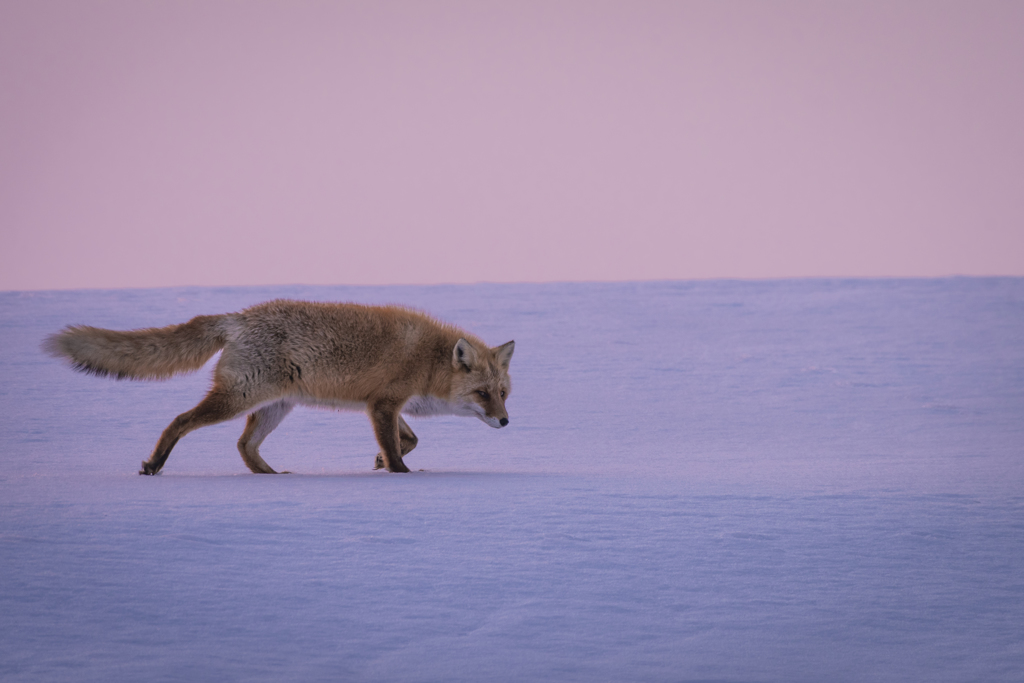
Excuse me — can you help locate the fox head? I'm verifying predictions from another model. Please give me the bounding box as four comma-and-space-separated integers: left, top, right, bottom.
449, 338, 514, 428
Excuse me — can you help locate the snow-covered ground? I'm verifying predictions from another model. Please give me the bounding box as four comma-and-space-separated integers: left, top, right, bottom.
2, 279, 1022, 682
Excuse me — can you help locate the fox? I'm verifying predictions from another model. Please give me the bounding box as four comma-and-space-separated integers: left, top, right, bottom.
43, 300, 514, 475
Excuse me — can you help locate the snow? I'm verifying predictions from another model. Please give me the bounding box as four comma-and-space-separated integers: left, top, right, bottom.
1, 279, 1022, 682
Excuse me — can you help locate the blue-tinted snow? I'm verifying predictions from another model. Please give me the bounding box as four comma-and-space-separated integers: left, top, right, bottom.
1, 279, 1022, 682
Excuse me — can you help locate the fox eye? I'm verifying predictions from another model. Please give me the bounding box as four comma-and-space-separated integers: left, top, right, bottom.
476, 390, 490, 400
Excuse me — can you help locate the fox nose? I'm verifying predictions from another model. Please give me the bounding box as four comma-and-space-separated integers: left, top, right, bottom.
499, 417, 509, 427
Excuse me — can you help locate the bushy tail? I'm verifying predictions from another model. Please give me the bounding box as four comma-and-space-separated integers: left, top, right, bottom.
42, 314, 229, 380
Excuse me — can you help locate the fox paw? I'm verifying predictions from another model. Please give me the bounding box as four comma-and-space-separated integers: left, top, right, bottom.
374, 453, 410, 472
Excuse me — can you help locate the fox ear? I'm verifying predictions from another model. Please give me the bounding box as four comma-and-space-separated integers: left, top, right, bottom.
452, 338, 478, 371
493, 340, 515, 369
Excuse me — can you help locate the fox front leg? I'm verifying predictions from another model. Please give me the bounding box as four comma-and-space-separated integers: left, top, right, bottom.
369, 400, 410, 473
374, 416, 418, 470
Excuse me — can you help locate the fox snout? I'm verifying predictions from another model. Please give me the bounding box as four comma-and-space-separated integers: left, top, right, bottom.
477, 400, 509, 429
480, 413, 509, 429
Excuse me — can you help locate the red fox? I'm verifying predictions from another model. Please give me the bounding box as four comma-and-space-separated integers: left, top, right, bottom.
43, 300, 514, 475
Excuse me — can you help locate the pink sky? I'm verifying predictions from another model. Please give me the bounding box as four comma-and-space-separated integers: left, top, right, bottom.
2, 1, 1022, 291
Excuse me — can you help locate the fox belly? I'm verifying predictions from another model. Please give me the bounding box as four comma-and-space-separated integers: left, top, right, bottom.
292, 397, 368, 413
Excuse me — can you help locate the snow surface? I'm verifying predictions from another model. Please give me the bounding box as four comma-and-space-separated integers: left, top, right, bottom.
1, 279, 1022, 682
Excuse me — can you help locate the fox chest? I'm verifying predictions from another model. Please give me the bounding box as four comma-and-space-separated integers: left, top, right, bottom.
293, 395, 464, 417
401, 395, 464, 417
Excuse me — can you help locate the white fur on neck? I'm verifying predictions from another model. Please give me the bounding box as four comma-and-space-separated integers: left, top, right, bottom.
402, 395, 478, 418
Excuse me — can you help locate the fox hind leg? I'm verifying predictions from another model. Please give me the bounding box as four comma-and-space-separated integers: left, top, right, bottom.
237, 400, 294, 474
140, 389, 249, 475
374, 416, 418, 470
